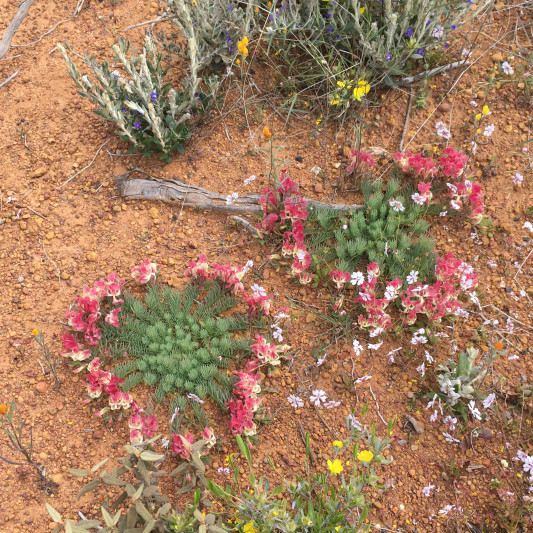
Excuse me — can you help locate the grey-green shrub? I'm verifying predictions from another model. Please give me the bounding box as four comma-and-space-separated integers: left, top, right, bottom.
58, 36, 211, 161
101, 281, 251, 407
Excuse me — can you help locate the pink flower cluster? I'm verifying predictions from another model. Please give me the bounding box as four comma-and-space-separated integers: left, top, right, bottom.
400, 253, 478, 324
227, 361, 262, 436
129, 402, 158, 444
251, 334, 289, 366
257, 171, 313, 285
393, 148, 484, 223
392, 151, 437, 179
65, 273, 125, 346
83, 357, 133, 415
170, 427, 216, 459
131, 259, 158, 284
185, 255, 271, 316
352, 263, 402, 334
346, 149, 376, 174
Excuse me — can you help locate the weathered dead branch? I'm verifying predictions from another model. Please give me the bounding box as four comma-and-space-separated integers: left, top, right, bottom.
116, 172, 362, 215
0, 0, 37, 60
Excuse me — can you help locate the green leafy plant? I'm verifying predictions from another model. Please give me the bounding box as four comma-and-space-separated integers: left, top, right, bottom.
207, 410, 395, 532
308, 179, 435, 281
101, 280, 251, 408
254, 0, 492, 112
0, 402, 57, 494
436, 344, 501, 408
31, 329, 61, 389
58, 35, 210, 161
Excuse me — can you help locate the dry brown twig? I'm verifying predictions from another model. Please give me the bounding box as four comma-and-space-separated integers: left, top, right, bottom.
0, 0, 37, 59
0, 70, 19, 89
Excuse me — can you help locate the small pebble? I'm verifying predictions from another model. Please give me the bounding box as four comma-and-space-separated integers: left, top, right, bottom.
18, 276, 24, 283
295, 155, 303, 162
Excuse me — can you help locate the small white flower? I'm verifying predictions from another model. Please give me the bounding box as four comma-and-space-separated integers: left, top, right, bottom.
424, 350, 434, 364
347, 414, 363, 431
483, 124, 495, 137
468, 400, 482, 421
242, 260, 254, 274
352, 339, 364, 356
508, 354, 519, 360
272, 324, 283, 342
416, 362, 426, 377
506, 317, 514, 333
443, 432, 460, 444
483, 393, 496, 409
406, 270, 419, 285
523, 221, 533, 233
161, 438, 170, 448
512, 172, 523, 185
287, 394, 304, 408
388, 198, 405, 212
439, 211, 447, 217
112, 69, 120, 78
422, 484, 435, 496
502, 61, 514, 75
369, 327, 384, 338
443, 416, 457, 431
218, 467, 231, 475
450, 199, 461, 210
251, 284, 267, 297
470, 100, 478, 107
350, 271, 365, 286
187, 393, 204, 404
226, 192, 239, 205
170, 407, 180, 423
244, 174, 257, 186
325, 400, 341, 409
309, 389, 327, 407
435, 121, 451, 139
342, 224, 348, 230
411, 192, 424, 205
355, 375, 372, 384
430, 410, 439, 422
432, 25, 444, 38
368, 341, 383, 351
471, 141, 478, 154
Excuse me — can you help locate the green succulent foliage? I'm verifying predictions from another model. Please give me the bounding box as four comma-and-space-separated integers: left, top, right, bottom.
308, 179, 435, 282
101, 281, 251, 407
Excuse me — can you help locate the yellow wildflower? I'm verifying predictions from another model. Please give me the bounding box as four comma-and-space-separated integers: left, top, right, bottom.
482, 105, 490, 116
337, 80, 346, 88
357, 450, 374, 463
0, 404, 9, 415
243, 522, 257, 533
332, 440, 343, 449
238, 37, 249, 58
31, 329, 39, 336
353, 80, 370, 101
327, 459, 343, 474
330, 98, 340, 106
476, 128, 481, 134
263, 126, 272, 141
359, 7, 366, 14
475, 113, 482, 121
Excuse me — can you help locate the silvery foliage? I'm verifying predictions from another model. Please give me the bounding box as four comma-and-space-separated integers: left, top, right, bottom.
436, 347, 488, 405
58, 36, 211, 161
161, 0, 255, 72
253, 0, 493, 92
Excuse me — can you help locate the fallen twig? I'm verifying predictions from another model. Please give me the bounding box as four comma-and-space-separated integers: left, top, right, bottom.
228, 215, 261, 237
0, 0, 37, 59
399, 88, 414, 151
123, 16, 171, 31
0, 54, 21, 61
11, 18, 70, 49
513, 247, 533, 280
26, 206, 46, 219
397, 60, 471, 87
296, 421, 316, 465
57, 139, 110, 190
117, 171, 362, 215
39, 239, 61, 290
0, 70, 19, 89
369, 385, 388, 426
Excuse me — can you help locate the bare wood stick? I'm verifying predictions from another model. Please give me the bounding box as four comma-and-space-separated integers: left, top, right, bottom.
0, 54, 21, 61
39, 239, 61, 291
369, 385, 387, 426
397, 60, 471, 87
116, 173, 362, 215
57, 139, 110, 190
123, 17, 171, 31
296, 421, 316, 465
399, 88, 414, 151
11, 19, 70, 48
228, 215, 261, 236
0, 0, 37, 60
0, 70, 19, 88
